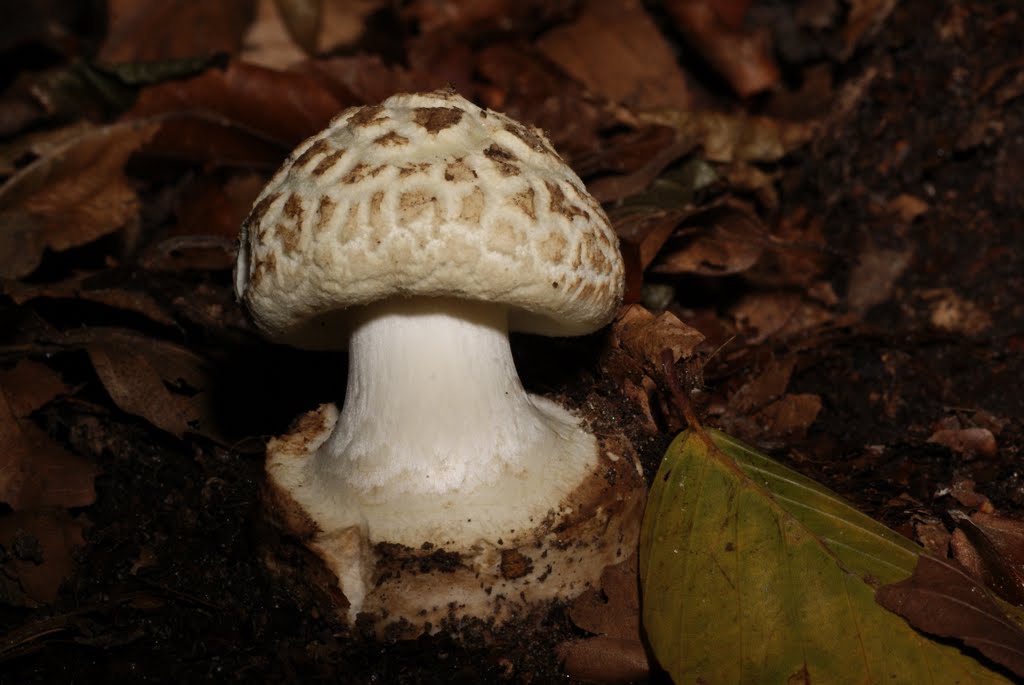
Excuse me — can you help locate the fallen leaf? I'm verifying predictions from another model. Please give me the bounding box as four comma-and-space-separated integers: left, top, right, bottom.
877, 554, 1024, 678
727, 357, 795, 414
0, 510, 89, 606
928, 427, 998, 459
920, 288, 993, 335
98, 0, 256, 63
730, 291, 834, 343
2, 271, 177, 328
125, 60, 344, 158
846, 245, 912, 313
951, 511, 1024, 607
403, 0, 573, 34
537, 0, 696, 112
560, 554, 649, 684
610, 305, 704, 375
642, 429, 1015, 684
0, 360, 69, 418
653, 203, 767, 276
0, 377, 97, 511
0, 120, 161, 279
663, 0, 780, 97
84, 330, 215, 440
638, 109, 815, 163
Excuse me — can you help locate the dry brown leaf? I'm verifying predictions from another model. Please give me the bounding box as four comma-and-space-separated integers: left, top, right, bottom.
928, 427, 998, 459
0, 510, 89, 606
728, 357, 795, 414
0, 386, 97, 511
302, 55, 444, 112
663, 0, 780, 97
730, 291, 834, 343
98, 0, 256, 63
0, 360, 69, 418
0, 120, 160, 279
2, 272, 177, 327
84, 331, 214, 440
876, 554, 1024, 678
560, 554, 650, 684
403, 0, 575, 34
846, 246, 912, 314
125, 60, 344, 155
754, 393, 822, 441
537, 0, 695, 112
611, 305, 705, 374
951, 511, 1024, 607
653, 204, 766, 276
639, 109, 815, 163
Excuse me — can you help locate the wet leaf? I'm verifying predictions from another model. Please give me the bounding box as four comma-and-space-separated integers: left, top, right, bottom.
0, 120, 160, 279
877, 554, 1024, 678
0, 510, 89, 606
640, 429, 1014, 684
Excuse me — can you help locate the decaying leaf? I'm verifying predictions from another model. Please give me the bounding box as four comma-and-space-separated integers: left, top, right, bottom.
652, 203, 767, 276
82, 329, 216, 440
0, 509, 89, 606
560, 554, 649, 684
951, 510, 1024, 607
0, 366, 96, 511
877, 554, 1024, 678
536, 0, 695, 112
0, 120, 161, 279
98, 0, 256, 63
663, 0, 780, 97
641, 429, 1015, 684
610, 305, 704, 375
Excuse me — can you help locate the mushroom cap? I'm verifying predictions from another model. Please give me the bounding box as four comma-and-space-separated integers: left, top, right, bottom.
235, 89, 624, 348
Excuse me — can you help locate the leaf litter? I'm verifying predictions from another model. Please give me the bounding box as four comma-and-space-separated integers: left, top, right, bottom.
1, 0, 1022, 682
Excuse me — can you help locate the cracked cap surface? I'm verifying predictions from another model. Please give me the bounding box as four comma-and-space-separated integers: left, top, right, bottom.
235, 89, 624, 348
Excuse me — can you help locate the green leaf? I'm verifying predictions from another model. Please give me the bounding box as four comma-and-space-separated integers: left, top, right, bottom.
639, 429, 1015, 685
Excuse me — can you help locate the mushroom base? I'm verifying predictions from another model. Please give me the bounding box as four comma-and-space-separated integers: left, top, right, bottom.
262, 403, 646, 638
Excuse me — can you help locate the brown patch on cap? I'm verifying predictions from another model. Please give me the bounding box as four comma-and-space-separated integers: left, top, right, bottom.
484, 144, 520, 176
487, 219, 519, 257
500, 549, 534, 580
540, 232, 569, 264
339, 203, 360, 243
504, 121, 552, 155
545, 181, 588, 221
315, 196, 336, 234
413, 107, 465, 133
348, 105, 387, 128
398, 190, 438, 225
312, 149, 346, 177
459, 187, 485, 223
248, 191, 282, 229
343, 163, 385, 184
444, 158, 476, 182
278, 194, 304, 252
508, 187, 537, 220
398, 162, 432, 178
294, 139, 333, 168
374, 131, 409, 147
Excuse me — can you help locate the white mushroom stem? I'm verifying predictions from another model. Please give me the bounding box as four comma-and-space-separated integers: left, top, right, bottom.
313, 297, 594, 502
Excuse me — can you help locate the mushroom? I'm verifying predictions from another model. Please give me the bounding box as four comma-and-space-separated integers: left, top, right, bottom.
235, 89, 645, 636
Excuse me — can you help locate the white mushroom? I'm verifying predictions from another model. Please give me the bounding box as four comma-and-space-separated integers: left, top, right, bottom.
235, 89, 645, 635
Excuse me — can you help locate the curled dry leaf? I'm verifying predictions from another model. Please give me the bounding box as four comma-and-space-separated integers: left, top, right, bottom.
98, 0, 256, 63
536, 0, 695, 112
652, 203, 767, 276
876, 554, 1024, 678
611, 305, 704, 375
0, 510, 89, 606
0, 120, 161, 279
0, 376, 96, 511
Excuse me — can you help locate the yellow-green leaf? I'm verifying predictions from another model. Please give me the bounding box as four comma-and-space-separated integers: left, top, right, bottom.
639, 428, 1014, 685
